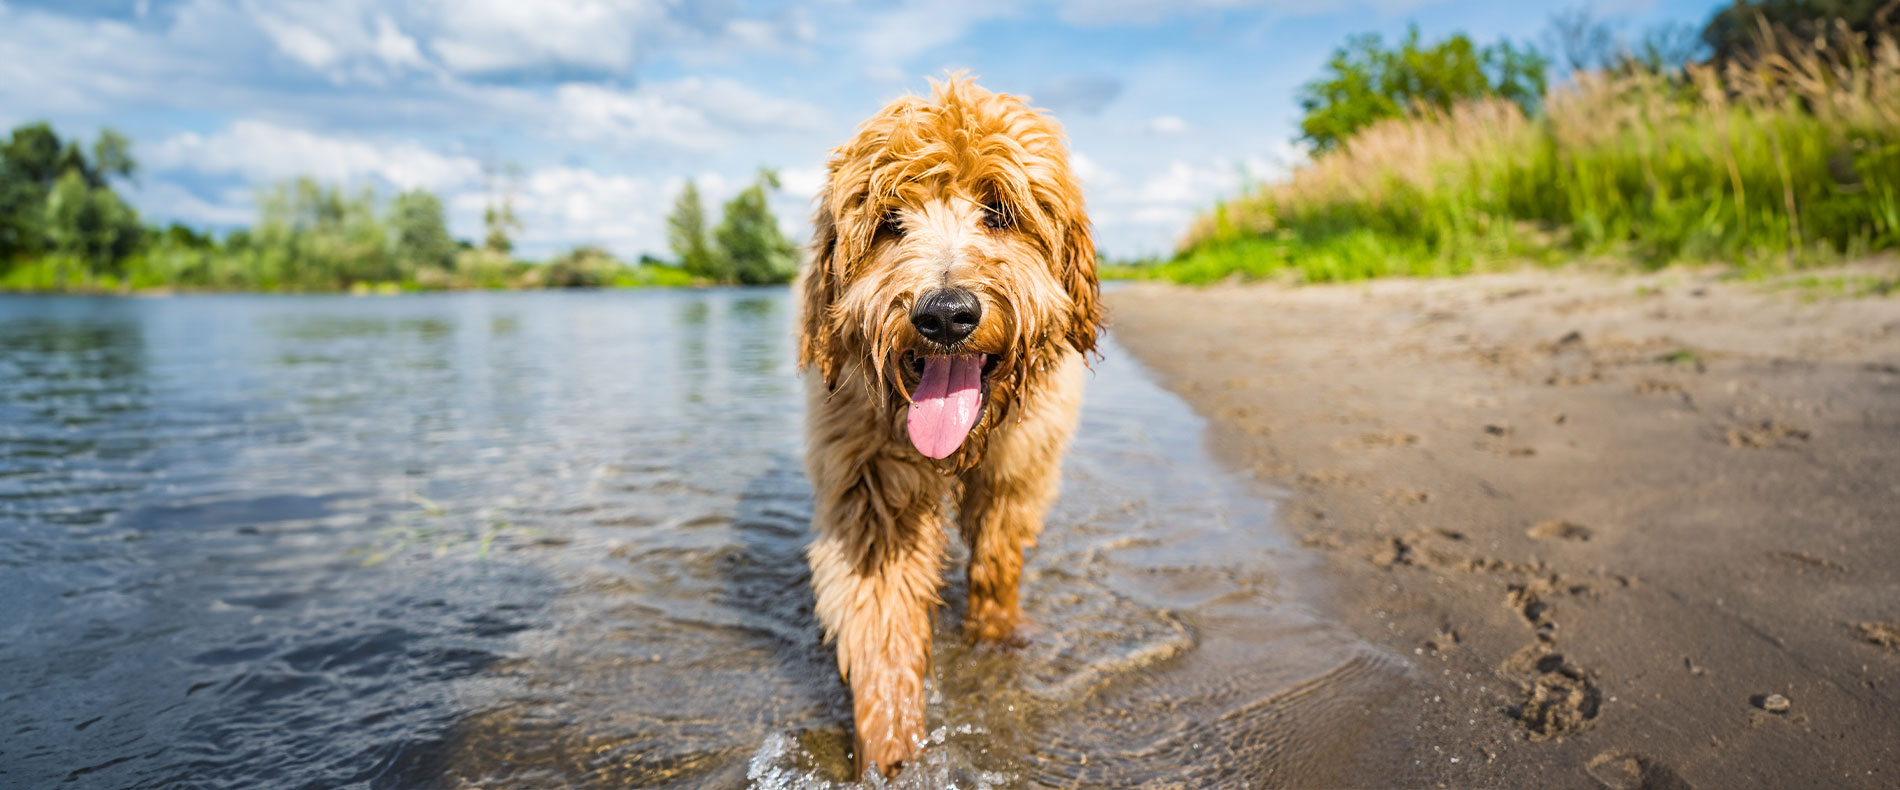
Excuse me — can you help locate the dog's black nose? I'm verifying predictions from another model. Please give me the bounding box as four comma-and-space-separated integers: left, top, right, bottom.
910, 287, 982, 346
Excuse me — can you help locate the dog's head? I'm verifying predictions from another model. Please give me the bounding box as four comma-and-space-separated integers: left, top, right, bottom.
798, 74, 1101, 465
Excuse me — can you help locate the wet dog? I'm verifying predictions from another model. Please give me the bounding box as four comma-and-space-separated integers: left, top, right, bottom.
796, 74, 1102, 778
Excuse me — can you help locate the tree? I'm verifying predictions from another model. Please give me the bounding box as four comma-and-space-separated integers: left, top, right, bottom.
91, 129, 137, 187
390, 189, 457, 273
43, 169, 141, 273
712, 169, 798, 285
3, 123, 65, 187
1297, 26, 1548, 151
9, 124, 143, 273
666, 179, 719, 280
253, 177, 391, 287
2, 123, 96, 260
483, 200, 519, 255
541, 245, 619, 288
481, 159, 522, 255
1703, 0, 1898, 66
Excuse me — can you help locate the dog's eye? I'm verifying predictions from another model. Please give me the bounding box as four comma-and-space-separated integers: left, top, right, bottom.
880, 211, 905, 237
982, 206, 1011, 231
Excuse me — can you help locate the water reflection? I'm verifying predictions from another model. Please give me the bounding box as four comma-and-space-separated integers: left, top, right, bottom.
0, 289, 1403, 789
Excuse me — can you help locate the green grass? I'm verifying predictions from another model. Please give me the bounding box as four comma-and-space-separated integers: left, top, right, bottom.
0, 250, 708, 294
1151, 29, 1900, 285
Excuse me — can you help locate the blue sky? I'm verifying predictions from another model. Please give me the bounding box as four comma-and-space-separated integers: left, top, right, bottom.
0, 0, 1718, 260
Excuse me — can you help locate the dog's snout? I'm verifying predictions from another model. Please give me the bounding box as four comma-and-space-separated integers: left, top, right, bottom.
910, 288, 982, 346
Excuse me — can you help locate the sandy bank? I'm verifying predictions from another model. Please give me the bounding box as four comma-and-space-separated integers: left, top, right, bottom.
1106, 266, 1900, 788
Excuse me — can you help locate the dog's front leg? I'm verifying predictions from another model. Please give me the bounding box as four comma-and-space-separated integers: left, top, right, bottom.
958, 355, 1085, 644
805, 450, 948, 778
957, 437, 1062, 645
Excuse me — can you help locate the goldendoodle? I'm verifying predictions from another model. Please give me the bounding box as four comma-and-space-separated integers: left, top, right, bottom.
797, 74, 1101, 777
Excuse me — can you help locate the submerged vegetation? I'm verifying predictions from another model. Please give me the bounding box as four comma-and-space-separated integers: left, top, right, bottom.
1142, 4, 1900, 284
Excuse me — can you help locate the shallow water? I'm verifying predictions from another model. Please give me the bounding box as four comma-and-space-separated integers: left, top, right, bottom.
0, 289, 1407, 789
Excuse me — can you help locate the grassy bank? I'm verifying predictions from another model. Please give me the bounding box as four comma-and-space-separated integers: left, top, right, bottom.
1139, 27, 1900, 284
0, 246, 700, 294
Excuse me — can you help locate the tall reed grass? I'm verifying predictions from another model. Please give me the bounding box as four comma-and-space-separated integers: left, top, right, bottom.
1157, 22, 1900, 283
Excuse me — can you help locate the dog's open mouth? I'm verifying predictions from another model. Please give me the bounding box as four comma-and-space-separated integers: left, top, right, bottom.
903, 353, 996, 459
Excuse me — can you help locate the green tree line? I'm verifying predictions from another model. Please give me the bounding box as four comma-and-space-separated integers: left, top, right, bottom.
665, 169, 799, 285
1, 123, 800, 292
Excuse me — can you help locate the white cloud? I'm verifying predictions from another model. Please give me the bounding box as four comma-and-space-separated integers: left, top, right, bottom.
553, 78, 828, 151
425, 0, 660, 76
147, 121, 482, 190
1079, 145, 1304, 255
1069, 151, 1119, 189
1145, 114, 1190, 135
855, 0, 1018, 71
131, 182, 257, 227
778, 166, 828, 201
234, 0, 811, 83
243, 0, 428, 82
1059, 0, 1433, 25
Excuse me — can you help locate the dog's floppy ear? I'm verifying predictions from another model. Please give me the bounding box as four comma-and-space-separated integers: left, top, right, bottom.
1058, 212, 1103, 356
797, 198, 843, 388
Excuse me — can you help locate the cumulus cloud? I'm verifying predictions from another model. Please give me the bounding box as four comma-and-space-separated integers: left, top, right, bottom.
777, 165, 828, 201
1081, 141, 1305, 255
854, 0, 1019, 72
1059, 0, 1433, 26
552, 78, 829, 151
423, 0, 661, 77
453, 165, 665, 253
147, 120, 482, 190
130, 182, 258, 227
0, 0, 1353, 259
237, 0, 815, 82
244, 0, 427, 81
1145, 115, 1190, 135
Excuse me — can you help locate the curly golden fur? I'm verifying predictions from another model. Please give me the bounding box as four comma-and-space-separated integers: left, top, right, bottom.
797, 74, 1101, 778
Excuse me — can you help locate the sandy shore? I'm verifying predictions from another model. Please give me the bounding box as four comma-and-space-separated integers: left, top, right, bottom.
1105, 266, 1900, 788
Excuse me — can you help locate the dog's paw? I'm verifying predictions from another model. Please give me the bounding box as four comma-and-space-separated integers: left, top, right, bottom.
966, 609, 1040, 648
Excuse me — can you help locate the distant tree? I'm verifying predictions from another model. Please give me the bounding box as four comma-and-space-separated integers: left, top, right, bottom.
541, 245, 620, 288
3, 123, 66, 187
389, 189, 457, 273
712, 169, 798, 285
481, 159, 523, 255
0, 161, 46, 261
43, 169, 141, 273
1297, 26, 1548, 151
1703, 0, 1898, 66
482, 199, 519, 255
2, 122, 139, 262
90, 129, 136, 187
666, 179, 719, 280
254, 177, 391, 287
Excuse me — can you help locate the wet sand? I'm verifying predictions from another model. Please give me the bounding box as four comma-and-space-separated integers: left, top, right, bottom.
1107, 265, 1900, 788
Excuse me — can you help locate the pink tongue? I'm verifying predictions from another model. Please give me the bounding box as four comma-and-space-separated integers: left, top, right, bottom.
906, 355, 985, 459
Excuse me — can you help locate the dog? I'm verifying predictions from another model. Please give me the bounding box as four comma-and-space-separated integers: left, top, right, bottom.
796, 74, 1101, 778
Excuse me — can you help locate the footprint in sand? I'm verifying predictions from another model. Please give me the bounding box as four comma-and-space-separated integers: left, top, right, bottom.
1528, 520, 1593, 542
1854, 621, 1900, 651
1723, 419, 1809, 449
1585, 749, 1693, 790
1502, 645, 1601, 740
